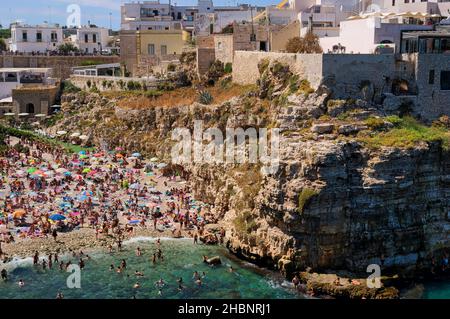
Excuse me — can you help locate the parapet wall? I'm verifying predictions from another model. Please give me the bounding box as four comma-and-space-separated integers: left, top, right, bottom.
232, 51, 416, 99
232, 51, 323, 88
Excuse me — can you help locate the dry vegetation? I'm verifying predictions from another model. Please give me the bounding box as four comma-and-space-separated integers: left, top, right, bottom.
104, 84, 255, 110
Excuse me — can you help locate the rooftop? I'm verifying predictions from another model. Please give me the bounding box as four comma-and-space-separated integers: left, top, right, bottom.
0, 68, 52, 73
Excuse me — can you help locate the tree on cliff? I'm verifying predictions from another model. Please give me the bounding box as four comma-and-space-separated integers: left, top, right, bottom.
285, 32, 323, 54
0, 38, 6, 52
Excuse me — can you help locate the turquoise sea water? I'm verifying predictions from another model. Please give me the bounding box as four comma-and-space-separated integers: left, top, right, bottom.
0, 238, 448, 299
422, 281, 450, 299
0, 238, 299, 299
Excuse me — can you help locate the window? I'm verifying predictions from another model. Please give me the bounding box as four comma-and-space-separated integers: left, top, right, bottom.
177, 12, 182, 19
85, 34, 89, 43
161, 45, 167, 55
405, 0, 409, 3
51, 32, 58, 42
26, 103, 35, 114
93, 34, 97, 43
22, 32, 27, 42
148, 44, 155, 55
440, 71, 450, 90
429, 70, 435, 84
36, 32, 42, 42
392, 0, 395, 5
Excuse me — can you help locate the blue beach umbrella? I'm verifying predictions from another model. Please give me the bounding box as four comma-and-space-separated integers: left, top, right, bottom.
128, 220, 140, 224
49, 214, 66, 221
132, 153, 141, 158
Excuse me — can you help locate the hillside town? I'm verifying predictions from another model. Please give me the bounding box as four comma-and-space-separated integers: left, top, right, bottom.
0, 0, 449, 301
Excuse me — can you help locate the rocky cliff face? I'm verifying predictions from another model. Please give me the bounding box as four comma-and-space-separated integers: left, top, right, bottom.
52, 65, 450, 279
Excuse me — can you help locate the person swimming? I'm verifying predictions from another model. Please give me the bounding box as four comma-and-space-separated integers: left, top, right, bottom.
155, 278, 165, 288
136, 247, 142, 257
135, 270, 144, 277
110, 264, 114, 271
1, 269, 7, 281
133, 282, 141, 289
18, 279, 25, 287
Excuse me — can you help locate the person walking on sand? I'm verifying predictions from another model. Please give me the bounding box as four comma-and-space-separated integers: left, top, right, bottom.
52, 229, 58, 242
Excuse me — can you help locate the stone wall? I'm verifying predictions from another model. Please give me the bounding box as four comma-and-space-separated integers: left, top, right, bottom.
0, 55, 119, 80
119, 31, 138, 76
413, 53, 450, 120
197, 35, 215, 49
197, 47, 216, 77
232, 51, 323, 88
69, 75, 162, 91
214, 35, 234, 65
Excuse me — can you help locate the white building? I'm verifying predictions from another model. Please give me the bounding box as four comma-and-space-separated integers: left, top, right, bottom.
73, 26, 110, 54
121, 1, 264, 35
9, 23, 63, 53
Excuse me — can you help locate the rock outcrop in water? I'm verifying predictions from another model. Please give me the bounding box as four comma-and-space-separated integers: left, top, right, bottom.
50, 62, 450, 286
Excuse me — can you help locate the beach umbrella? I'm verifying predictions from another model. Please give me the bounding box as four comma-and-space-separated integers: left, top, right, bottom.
35, 114, 46, 118
49, 214, 66, 221
57, 131, 67, 136
18, 113, 30, 117
79, 154, 88, 159
80, 190, 93, 197
157, 163, 167, 169
56, 168, 67, 174
127, 157, 137, 161
27, 167, 38, 174
4, 113, 15, 116
128, 220, 140, 224
15, 170, 26, 176
93, 153, 104, 158
79, 135, 89, 141
115, 147, 123, 151
129, 183, 140, 190
132, 152, 141, 158
77, 195, 88, 202
70, 132, 81, 138
79, 151, 87, 155
82, 168, 91, 174
70, 212, 80, 217
64, 171, 72, 176
116, 153, 124, 158
150, 157, 158, 162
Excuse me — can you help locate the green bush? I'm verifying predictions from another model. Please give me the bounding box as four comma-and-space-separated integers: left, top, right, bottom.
298, 188, 318, 213
365, 117, 386, 131
144, 90, 163, 98
224, 63, 232, 74
62, 80, 81, 93
359, 116, 450, 150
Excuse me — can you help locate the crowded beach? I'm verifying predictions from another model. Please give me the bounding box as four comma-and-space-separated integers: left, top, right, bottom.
0, 134, 226, 277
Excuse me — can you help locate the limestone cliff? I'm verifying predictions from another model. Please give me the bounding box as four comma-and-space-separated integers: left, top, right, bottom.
49, 66, 450, 282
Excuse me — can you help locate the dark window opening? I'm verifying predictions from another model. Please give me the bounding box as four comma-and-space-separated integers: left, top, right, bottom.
440, 71, 450, 90
429, 70, 435, 84
26, 103, 35, 114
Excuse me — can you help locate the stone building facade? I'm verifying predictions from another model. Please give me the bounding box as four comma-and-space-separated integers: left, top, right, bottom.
12, 85, 59, 115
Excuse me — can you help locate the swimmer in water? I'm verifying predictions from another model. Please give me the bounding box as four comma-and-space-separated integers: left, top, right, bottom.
110, 264, 114, 271
56, 292, 64, 299
229, 266, 234, 273
193, 271, 200, 280
135, 270, 144, 277
116, 266, 122, 274
155, 278, 165, 288
1, 269, 7, 281
18, 279, 25, 287
136, 247, 142, 257
133, 282, 141, 289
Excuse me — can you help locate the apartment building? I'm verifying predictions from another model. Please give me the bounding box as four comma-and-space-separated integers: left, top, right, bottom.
9, 23, 63, 53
